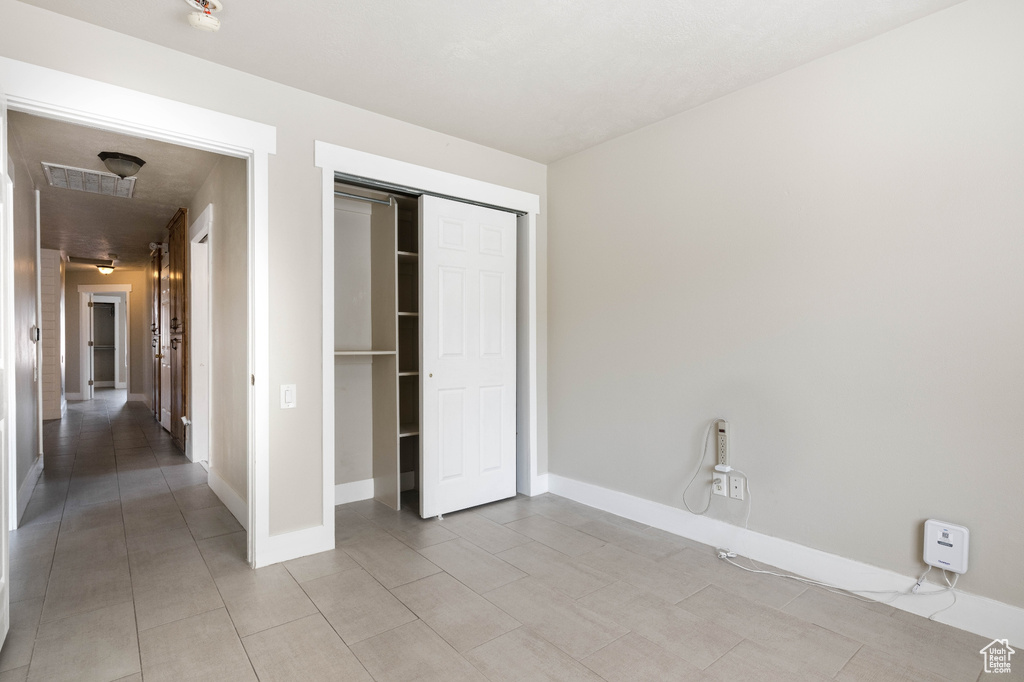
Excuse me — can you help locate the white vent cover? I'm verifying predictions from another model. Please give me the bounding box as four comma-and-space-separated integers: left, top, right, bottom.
42, 162, 136, 198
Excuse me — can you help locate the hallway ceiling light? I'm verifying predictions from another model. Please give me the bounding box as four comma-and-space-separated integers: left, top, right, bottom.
98, 151, 146, 179
42, 162, 136, 198
185, 0, 223, 32
97, 266, 115, 275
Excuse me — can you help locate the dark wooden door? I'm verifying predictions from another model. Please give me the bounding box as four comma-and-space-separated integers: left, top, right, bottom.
166, 208, 189, 452
149, 246, 162, 422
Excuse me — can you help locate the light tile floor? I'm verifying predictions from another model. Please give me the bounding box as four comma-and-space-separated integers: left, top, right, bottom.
0, 391, 996, 681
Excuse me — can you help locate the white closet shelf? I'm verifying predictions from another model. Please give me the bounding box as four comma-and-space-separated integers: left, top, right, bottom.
334, 350, 397, 356
399, 424, 420, 437
397, 251, 419, 260
398, 312, 419, 317
398, 371, 419, 377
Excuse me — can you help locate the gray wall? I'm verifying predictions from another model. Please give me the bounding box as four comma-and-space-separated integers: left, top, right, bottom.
548, 0, 1024, 607
0, 0, 548, 536
188, 156, 248, 502
10, 133, 39, 497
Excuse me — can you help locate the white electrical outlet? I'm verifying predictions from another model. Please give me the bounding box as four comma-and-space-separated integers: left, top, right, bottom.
729, 474, 744, 500
712, 474, 727, 497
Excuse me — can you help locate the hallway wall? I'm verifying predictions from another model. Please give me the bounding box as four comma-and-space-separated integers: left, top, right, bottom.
9, 127, 40, 503
188, 156, 248, 504
39, 248, 65, 419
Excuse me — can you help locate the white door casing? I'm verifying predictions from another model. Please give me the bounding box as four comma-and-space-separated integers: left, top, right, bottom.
77, 285, 132, 402
419, 196, 517, 518
318, 142, 542, 553
0, 75, 13, 646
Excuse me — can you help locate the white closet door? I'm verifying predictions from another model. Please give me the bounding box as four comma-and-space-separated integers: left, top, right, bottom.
420, 196, 517, 518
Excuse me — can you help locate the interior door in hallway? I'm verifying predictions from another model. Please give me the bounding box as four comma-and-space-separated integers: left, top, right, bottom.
419, 196, 517, 518
167, 208, 188, 451
160, 249, 171, 432
150, 247, 161, 422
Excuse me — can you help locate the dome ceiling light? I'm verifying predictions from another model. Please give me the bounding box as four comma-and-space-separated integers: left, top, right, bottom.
185, 0, 223, 32
98, 152, 146, 179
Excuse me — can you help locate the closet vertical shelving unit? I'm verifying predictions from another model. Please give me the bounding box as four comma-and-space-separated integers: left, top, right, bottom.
396, 203, 421, 501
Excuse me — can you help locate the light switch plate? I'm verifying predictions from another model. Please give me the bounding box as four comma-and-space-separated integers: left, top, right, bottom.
281, 384, 296, 409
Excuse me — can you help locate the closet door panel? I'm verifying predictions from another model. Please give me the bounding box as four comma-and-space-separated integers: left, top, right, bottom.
420, 196, 516, 518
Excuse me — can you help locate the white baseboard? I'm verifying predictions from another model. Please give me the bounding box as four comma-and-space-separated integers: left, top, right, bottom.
255, 523, 334, 568
94, 381, 114, 388
16, 455, 44, 527
334, 473, 416, 505
208, 468, 248, 532
115, 381, 127, 389
127, 392, 150, 406
65, 392, 83, 401
547, 473, 1024, 647
335, 478, 374, 505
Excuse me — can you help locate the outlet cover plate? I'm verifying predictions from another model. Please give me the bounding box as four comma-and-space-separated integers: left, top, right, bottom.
729, 474, 744, 500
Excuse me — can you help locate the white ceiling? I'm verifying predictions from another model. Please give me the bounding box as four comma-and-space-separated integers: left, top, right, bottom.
7, 110, 226, 268
14, 0, 964, 163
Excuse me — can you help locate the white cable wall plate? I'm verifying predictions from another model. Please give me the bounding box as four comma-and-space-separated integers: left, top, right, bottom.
923, 519, 969, 574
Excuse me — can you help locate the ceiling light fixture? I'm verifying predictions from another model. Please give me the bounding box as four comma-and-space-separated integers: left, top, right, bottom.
97, 266, 115, 275
185, 0, 223, 32
98, 152, 146, 179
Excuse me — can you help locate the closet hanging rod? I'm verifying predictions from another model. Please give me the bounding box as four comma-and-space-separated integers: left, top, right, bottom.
334, 172, 527, 216
334, 190, 392, 206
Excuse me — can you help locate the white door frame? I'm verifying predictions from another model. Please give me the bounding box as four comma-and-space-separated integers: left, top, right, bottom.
188, 205, 212, 467
0, 56, 275, 567
315, 143, 542, 543
80, 287, 129, 396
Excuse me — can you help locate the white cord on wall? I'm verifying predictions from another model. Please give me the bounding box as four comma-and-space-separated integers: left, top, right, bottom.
681, 419, 720, 515
682, 418, 959, 619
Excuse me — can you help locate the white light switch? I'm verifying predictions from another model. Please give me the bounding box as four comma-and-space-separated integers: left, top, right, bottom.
281, 384, 296, 409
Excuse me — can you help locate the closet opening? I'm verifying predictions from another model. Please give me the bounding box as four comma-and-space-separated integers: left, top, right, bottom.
333, 182, 421, 512
331, 176, 527, 519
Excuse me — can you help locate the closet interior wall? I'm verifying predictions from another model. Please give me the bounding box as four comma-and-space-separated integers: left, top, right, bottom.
334, 185, 420, 511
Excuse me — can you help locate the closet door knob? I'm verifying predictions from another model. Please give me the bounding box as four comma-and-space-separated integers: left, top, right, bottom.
429, 373, 433, 378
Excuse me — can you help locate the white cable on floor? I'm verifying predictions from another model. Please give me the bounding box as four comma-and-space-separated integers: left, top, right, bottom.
715, 491, 960, 609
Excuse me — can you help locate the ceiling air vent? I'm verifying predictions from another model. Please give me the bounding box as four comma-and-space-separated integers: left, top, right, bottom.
42, 162, 136, 198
